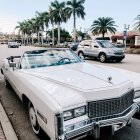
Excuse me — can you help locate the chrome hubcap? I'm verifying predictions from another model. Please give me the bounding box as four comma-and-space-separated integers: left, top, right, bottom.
29, 107, 36, 126
79, 53, 84, 60
100, 55, 105, 62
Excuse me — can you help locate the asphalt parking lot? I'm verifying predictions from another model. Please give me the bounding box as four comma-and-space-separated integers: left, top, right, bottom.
0, 45, 140, 140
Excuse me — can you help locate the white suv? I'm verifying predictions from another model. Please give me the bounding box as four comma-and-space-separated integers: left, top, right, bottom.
8, 42, 21, 48
77, 40, 125, 63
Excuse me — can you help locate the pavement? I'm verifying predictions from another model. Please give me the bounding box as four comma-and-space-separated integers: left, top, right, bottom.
0, 75, 18, 140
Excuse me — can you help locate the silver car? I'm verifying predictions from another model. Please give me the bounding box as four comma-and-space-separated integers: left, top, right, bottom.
77, 40, 125, 62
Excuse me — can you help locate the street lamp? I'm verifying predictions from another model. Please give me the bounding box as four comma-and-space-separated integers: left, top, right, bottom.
124, 24, 130, 48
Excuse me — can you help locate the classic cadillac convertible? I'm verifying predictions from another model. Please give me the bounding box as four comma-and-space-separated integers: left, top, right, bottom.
1, 48, 138, 140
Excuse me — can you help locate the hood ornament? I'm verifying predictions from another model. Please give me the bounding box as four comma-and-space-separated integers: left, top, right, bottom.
107, 76, 112, 83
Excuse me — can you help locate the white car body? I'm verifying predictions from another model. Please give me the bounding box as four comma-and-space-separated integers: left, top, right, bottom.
77, 40, 125, 63
1, 48, 138, 140
8, 42, 21, 48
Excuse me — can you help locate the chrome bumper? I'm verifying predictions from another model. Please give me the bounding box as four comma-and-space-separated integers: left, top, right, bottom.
134, 98, 140, 113
98, 103, 138, 127
58, 103, 138, 140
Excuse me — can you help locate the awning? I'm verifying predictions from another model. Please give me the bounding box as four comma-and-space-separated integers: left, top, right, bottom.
111, 31, 140, 40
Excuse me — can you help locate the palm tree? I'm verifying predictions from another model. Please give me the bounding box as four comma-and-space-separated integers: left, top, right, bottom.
35, 12, 45, 45
15, 20, 31, 45
48, 7, 55, 45
51, 0, 66, 45
27, 18, 37, 44
90, 17, 117, 39
133, 15, 140, 31
65, 0, 85, 43
15, 21, 25, 44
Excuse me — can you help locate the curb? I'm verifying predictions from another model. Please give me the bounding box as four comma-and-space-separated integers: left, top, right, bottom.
0, 102, 18, 140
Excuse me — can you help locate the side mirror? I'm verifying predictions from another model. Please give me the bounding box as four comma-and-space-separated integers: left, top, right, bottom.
94, 45, 99, 48
9, 62, 16, 68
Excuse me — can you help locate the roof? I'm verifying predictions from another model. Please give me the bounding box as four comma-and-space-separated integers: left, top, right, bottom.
111, 31, 140, 40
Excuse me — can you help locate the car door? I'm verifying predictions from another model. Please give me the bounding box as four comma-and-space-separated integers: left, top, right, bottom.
89, 41, 100, 57
83, 41, 91, 56
4, 57, 25, 99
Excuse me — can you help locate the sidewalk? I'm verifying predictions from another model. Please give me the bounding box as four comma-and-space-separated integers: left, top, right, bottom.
0, 76, 18, 140
0, 123, 6, 140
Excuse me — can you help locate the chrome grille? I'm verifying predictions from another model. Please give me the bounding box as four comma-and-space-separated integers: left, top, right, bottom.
114, 52, 124, 55
88, 90, 134, 121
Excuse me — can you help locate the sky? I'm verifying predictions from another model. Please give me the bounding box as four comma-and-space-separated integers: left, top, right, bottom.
0, 0, 140, 34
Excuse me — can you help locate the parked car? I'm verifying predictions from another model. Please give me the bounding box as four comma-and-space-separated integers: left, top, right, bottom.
77, 40, 125, 63
1, 48, 138, 140
70, 43, 78, 51
8, 42, 21, 48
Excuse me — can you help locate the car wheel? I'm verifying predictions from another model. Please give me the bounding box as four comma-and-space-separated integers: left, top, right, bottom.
78, 51, 85, 60
116, 59, 122, 62
5, 78, 11, 88
29, 101, 40, 135
99, 53, 106, 63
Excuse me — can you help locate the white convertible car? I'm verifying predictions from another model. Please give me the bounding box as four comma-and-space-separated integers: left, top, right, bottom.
1, 48, 139, 140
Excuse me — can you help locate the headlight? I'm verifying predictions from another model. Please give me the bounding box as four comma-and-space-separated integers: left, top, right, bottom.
135, 90, 140, 98
63, 110, 73, 121
74, 106, 86, 117
63, 106, 86, 121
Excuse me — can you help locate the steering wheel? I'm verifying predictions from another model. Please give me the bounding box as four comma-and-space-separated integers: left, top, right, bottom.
58, 58, 70, 64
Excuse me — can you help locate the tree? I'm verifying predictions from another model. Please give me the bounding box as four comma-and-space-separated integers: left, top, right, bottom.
48, 7, 55, 45
76, 30, 85, 40
15, 21, 25, 44
35, 12, 46, 45
133, 15, 140, 31
51, 0, 66, 45
47, 28, 72, 42
90, 17, 117, 39
27, 18, 37, 45
15, 20, 32, 45
65, 0, 85, 43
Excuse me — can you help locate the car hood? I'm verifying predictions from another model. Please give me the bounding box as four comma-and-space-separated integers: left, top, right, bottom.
19, 62, 132, 110
21, 62, 129, 92
96, 64, 140, 91
107, 47, 123, 53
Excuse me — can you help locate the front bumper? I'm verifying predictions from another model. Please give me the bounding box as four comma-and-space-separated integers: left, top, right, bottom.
59, 103, 138, 140
134, 98, 140, 113
106, 54, 125, 60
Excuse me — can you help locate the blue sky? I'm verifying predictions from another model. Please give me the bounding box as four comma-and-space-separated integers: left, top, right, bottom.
0, 0, 140, 34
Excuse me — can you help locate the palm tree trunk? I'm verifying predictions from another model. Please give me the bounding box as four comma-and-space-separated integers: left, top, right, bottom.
21, 33, 24, 45
52, 23, 54, 46
41, 31, 43, 45
24, 34, 26, 45
58, 23, 60, 46
102, 32, 105, 40
32, 34, 34, 45
38, 32, 40, 44
27, 35, 29, 45
73, 12, 76, 43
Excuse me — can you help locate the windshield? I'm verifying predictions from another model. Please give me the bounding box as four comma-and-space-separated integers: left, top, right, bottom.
20, 49, 82, 69
97, 40, 114, 48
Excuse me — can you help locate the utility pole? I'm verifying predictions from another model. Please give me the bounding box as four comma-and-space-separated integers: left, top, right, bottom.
124, 24, 130, 48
